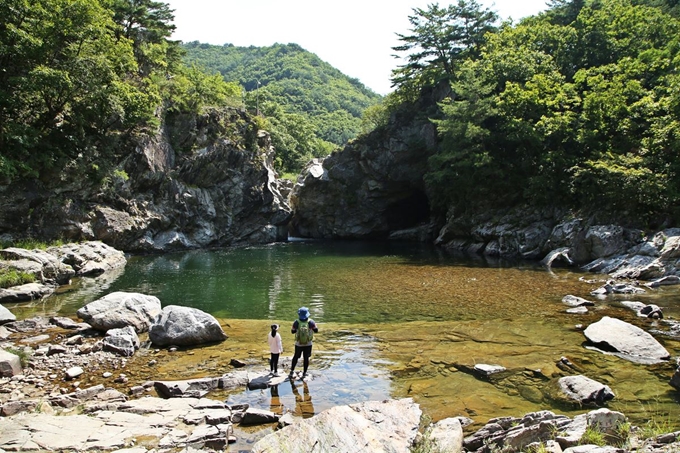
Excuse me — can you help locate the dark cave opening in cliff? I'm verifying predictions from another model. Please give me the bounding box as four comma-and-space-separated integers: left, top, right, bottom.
385, 189, 430, 230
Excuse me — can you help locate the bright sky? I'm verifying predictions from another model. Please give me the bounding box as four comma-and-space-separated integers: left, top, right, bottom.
165, 0, 549, 95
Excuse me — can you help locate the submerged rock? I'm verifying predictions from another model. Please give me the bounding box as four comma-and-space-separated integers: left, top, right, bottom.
556, 375, 615, 406
562, 295, 595, 307
671, 366, 680, 391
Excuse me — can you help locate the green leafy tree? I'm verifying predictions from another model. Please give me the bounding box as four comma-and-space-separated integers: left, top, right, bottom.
391, 0, 498, 90
110, 0, 179, 75
164, 64, 242, 114
182, 42, 376, 173
428, 0, 680, 225
0, 0, 159, 181
182, 42, 380, 148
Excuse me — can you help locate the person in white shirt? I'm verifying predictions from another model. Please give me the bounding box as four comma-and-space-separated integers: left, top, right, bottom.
267, 324, 283, 376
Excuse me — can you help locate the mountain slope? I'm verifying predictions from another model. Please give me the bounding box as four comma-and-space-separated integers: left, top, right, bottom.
181, 42, 382, 146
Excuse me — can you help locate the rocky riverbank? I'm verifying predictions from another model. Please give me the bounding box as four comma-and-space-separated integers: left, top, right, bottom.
0, 315, 679, 453
2, 241, 680, 452
1, 300, 680, 452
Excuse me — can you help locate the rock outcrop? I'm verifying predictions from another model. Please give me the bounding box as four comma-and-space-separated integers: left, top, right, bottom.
251, 398, 422, 453
0, 241, 127, 303
290, 90, 442, 240
0, 108, 291, 253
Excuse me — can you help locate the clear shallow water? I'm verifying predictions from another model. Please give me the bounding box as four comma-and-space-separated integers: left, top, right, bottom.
8, 239, 680, 443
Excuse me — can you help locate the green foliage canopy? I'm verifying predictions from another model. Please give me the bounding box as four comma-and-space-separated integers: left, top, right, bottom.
0, 0, 243, 183
391, 0, 498, 91
181, 42, 382, 174
428, 0, 680, 225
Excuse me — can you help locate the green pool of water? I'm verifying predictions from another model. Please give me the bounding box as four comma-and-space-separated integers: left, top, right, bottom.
8, 239, 680, 440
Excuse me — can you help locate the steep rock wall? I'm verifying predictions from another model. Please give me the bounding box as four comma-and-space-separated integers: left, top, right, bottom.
0, 108, 291, 253
290, 87, 445, 239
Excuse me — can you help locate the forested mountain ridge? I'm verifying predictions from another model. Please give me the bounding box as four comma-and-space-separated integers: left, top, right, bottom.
182, 42, 382, 173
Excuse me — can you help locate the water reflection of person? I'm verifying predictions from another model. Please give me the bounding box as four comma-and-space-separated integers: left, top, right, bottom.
269, 384, 284, 414
290, 380, 315, 418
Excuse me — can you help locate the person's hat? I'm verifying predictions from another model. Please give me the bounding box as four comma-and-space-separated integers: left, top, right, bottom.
271, 324, 279, 330
298, 307, 310, 321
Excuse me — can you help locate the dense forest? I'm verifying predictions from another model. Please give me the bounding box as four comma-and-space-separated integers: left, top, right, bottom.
2, 0, 680, 228
181, 42, 381, 174
386, 0, 680, 227
0, 0, 243, 184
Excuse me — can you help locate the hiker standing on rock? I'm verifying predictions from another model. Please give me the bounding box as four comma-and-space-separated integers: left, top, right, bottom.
289, 306, 319, 379
268, 324, 283, 376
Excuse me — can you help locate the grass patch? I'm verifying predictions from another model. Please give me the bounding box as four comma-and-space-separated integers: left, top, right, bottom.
1, 237, 65, 250
279, 172, 300, 181
0, 268, 36, 288
638, 415, 675, 440
580, 425, 606, 446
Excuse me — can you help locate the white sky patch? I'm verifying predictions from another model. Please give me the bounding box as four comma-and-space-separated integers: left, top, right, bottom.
165, 0, 549, 95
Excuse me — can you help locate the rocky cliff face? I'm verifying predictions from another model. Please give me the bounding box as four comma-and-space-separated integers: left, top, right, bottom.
289, 87, 445, 240
0, 108, 292, 253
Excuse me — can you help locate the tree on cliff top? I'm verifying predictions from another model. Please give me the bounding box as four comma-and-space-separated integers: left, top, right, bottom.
391, 0, 498, 92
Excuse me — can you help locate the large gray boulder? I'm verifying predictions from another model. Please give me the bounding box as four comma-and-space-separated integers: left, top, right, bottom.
0, 283, 55, 303
76, 291, 161, 332
251, 398, 421, 453
149, 305, 227, 346
557, 375, 615, 406
427, 417, 464, 453
46, 241, 126, 276
583, 316, 670, 364
0, 247, 75, 284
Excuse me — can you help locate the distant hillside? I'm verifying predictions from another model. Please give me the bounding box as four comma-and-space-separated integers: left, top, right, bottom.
182, 42, 382, 148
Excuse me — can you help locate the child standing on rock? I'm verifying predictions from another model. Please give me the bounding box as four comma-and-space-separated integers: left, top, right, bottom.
268, 324, 283, 376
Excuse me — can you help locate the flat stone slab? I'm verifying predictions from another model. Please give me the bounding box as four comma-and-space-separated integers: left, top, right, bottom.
583, 316, 670, 364
251, 398, 421, 453
0, 396, 230, 452
247, 373, 288, 390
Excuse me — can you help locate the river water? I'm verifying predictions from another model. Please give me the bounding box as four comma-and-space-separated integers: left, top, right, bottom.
10, 240, 680, 446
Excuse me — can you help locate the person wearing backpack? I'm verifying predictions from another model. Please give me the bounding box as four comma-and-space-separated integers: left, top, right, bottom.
289, 306, 319, 379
